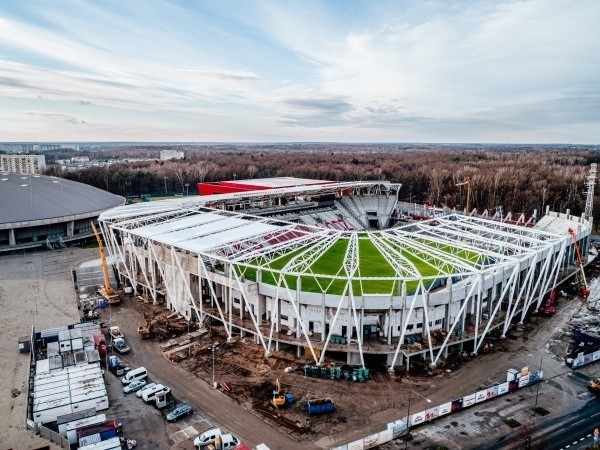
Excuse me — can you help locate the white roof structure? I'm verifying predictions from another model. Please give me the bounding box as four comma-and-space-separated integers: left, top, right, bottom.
99, 179, 592, 371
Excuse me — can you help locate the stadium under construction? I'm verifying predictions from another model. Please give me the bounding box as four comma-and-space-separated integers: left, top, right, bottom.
98, 176, 594, 371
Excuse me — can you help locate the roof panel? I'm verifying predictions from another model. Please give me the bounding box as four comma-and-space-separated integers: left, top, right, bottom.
151, 216, 252, 245
177, 222, 280, 253
133, 213, 223, 237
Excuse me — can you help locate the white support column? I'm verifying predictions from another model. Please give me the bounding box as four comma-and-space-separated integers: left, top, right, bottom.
432, 275, 481, 366
171, 249, 203, 323
197, 257, 232, 339
474, 264, 520, 353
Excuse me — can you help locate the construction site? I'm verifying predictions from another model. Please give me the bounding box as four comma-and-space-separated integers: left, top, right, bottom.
83, 170, 600, 446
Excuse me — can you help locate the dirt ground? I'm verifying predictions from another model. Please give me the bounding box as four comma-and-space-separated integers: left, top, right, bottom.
128, 274, 600, 447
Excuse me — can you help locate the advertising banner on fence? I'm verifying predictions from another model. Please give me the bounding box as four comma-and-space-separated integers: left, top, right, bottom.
593, 351, 600, 362
451, 398, 463, 412
518, 374, 530, 388
425, 406, 439, 421
411, 411, 426, 426
529, 370, 543, 383
487, 385, 499, 399
498, 381, 509, 395
387, 419, 407, 439
439, 402, 452, 416
463, 393, 476, 408
509, 380, 519, 392
475, 389, 487, 403
348, 440, 364, 450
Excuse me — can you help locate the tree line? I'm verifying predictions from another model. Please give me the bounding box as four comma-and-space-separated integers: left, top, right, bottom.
42, 145, 600, 220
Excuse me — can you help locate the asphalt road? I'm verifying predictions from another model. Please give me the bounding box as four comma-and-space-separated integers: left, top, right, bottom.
109, 302, 311, 450
479, 376, 600, 450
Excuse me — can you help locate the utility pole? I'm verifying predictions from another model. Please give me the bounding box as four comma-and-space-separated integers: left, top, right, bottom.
405, 390, 432, 449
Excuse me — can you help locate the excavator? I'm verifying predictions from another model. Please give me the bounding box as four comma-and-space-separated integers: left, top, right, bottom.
90, 221, 120, 304
568, 227, 590, 297
271, 379, 287, 408
138, 313, 168, 339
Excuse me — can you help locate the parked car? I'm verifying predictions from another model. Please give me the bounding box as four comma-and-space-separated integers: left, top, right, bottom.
589, 376, 600, 391
123, 379, 147, 394
194, 427, 222, 448
136, 382, 157, 398
166, 403, 193, 421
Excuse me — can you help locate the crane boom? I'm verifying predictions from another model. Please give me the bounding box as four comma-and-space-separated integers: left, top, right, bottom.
90, 220, 119, 302
456, 178, 472, 214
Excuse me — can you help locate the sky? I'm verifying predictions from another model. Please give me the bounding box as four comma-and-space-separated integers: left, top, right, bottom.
0, 0, 599, 143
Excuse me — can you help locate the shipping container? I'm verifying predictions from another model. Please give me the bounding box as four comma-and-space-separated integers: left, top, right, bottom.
77, 419, 119, 443
65, 414, 107, 443
78, 436, 121, 450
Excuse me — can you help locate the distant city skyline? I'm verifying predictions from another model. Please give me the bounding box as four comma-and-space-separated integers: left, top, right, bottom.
0, 0, 598, 143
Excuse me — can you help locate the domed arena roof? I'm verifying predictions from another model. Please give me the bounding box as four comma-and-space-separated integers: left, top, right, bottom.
0, 173, 124, 225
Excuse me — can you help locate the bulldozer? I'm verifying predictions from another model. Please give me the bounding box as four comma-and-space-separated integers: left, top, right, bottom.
90, 221, 120, 304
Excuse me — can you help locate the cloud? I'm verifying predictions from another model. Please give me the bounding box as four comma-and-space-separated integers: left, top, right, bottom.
178, 68, 263, 82
25, 110, 84, 124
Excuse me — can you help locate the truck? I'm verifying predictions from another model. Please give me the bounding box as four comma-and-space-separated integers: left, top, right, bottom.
108, 355, 130, 377
109, 326, 124, 340
112, 337, 130, 354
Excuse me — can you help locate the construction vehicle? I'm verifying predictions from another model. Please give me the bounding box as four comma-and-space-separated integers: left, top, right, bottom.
271, 379, 286, 408
138, 314, 165, 339
456, 178, 472, 214
568, 227, 590, 296
90, 221, 120, 304
539, 290, 556, 316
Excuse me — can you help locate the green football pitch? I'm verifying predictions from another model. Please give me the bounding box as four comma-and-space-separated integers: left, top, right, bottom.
236, 234, 482, 296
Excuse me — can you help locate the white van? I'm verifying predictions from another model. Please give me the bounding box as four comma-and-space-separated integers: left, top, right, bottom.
219, 434, 240, 449
121, 367, 147, 385
193, 427, 222, 448
136, 382, 157, 398
141, 384, 170, 403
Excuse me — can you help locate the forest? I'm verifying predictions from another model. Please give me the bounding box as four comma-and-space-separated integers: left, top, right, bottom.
41, 144, 600, 221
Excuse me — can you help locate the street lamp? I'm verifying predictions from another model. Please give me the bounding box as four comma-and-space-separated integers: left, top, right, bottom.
164, 177, 168, 194
209, 343, 219, 388
533, 355, 543, 417
405, 389, 432, 450
185, 183, 189, 196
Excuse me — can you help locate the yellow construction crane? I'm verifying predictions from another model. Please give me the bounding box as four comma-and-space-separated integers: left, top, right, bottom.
456, 178, 472, 214
90, 221, 120, 304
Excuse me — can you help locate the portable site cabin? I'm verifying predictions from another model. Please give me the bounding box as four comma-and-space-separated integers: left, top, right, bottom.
57, 408, 99, 436
70, 390, 109, 413
33, 396, 73, 424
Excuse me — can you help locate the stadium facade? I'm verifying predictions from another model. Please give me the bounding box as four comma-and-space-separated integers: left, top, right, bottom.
98, 178, 592, 370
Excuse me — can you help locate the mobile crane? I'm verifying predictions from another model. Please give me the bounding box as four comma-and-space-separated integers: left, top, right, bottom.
568, 227, 590, 297
90, 221, 120, 304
